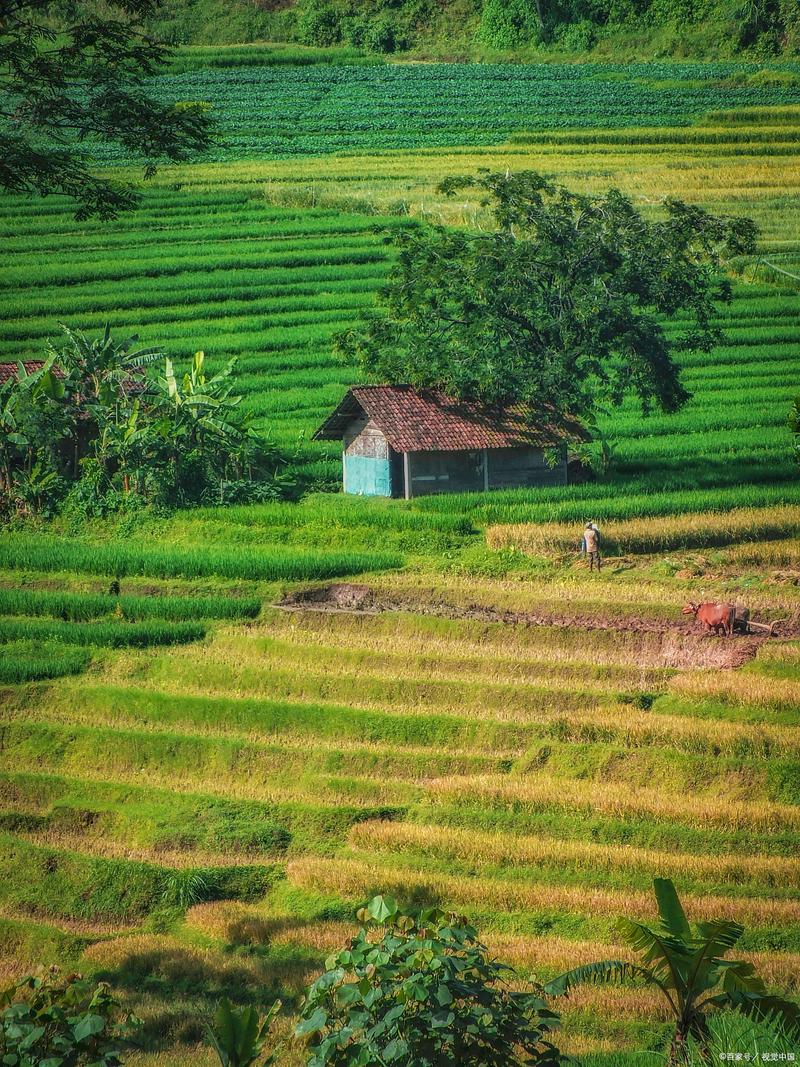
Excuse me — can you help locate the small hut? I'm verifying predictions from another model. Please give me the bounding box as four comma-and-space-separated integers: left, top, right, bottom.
314, 385, 587, 499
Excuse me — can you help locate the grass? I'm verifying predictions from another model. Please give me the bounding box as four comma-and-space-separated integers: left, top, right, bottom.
0, 832, 279, 925
3, 60, 800, 1064
347, 820, 800, 891
487, 505, 800, 556
0, 641, 91, 683
0, 588, 262, 621
0, 618, 206, 648
0, 535, 403, 581
286, 855, 800, 929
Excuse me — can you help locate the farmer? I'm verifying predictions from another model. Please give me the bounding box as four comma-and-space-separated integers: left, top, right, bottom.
580, 521, 602, 572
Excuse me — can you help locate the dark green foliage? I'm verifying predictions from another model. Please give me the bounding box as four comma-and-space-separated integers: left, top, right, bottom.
206, 997, 282, 1067
129, 0, 800, 55
545, 878, 800, 1062
0, 970, 141, 1067
1, 327, 292, 516
296, 0, 431, 52
339, 170, 758, 432
0, 0, 211, 219
296, 894, 562, 1066
789, 395, 800, 464
477, 0, 543, 47
0, 617, 206, 648
0, 588, 261, 622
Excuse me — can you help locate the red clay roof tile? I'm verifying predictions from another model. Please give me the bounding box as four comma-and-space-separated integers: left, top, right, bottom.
314, 385, 586, 452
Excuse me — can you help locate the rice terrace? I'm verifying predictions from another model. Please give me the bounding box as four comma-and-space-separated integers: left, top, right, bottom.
2, 1, 800, 1065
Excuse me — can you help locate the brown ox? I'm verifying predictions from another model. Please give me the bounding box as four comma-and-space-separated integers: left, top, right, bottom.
682, 601, 736, 637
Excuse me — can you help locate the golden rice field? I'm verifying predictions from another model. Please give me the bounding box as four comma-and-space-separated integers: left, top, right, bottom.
3, 58, 800, 1067
2, 497, 800, 1064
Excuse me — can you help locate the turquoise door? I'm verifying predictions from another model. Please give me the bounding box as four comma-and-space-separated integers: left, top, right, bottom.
344, 453, 392, 496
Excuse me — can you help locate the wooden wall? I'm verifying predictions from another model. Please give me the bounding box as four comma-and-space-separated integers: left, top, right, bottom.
340, 420, 569, 498
487, 446, 567, 489
343, 417, 394, 496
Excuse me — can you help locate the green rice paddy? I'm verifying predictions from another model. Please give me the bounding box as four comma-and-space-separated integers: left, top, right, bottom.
1, 55, 799, 1067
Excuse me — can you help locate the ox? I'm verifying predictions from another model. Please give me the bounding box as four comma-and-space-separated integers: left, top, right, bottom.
682, 601, 736, 637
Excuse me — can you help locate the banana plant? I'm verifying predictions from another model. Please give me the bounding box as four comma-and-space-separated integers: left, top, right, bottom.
1, 357, 70, 499
205, 997, 282, 1067
47, 323, 162, 413
544, 878, 800, 1064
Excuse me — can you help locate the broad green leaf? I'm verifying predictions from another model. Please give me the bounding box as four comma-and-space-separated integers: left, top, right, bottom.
295, 1008, 328, 1037
73, 1014, 106, 1042
653, 878, 691, 940
367, 895, 397, 923
435, 983, 453, 1007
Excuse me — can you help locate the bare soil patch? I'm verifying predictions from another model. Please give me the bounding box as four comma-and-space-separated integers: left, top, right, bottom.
277, 584, 776, 668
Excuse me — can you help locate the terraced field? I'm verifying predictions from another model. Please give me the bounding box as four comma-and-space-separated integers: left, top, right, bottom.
100, 61, 800, 160
2, 55, 800, 1065
3, 108, 800, 490
2, 500, 800, 1062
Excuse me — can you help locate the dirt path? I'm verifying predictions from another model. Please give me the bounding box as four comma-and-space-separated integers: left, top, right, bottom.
277, 584, 776, 669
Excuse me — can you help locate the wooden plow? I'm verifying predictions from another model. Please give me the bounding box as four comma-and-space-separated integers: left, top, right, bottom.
734, 608, 783, 637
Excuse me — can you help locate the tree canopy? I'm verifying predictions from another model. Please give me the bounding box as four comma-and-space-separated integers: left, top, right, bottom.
0, 0, 212, 218
337, 171, 758, 431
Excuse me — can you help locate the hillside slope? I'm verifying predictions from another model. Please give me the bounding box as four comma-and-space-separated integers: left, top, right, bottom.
143, 0, 800, 58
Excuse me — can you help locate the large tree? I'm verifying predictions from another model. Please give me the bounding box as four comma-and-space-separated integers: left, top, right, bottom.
337, 171, 757, 430
0, 0, 211, 218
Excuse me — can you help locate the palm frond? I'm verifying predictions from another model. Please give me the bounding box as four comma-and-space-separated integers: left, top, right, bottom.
616, 917, 690, 990
544, 960, 659, 997
724, 991, 800, 1036
692, 920, 743, 955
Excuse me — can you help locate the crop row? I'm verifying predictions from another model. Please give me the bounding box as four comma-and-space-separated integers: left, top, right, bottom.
486, 504, 800, 556
0, 535, 402, 581
80, 62, 800, 163
413, 479, 800, 524
0, 617, 206, 648
0, 641, 91, 684
0, 588, 262, 622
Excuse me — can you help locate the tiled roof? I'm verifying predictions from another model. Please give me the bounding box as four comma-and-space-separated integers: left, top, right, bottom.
0, 361, 62, 383
314, 384, 588, 452
0, 361, 147, 395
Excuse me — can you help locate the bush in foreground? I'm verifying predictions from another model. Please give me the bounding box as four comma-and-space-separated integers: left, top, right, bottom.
295, 894, 561, 1066
0, 969, 141, 1067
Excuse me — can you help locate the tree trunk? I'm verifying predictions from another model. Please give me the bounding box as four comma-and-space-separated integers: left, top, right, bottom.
669, 1023, 690, 1066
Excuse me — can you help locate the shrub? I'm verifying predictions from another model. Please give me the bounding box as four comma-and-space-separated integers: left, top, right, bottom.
477, 0, 542, 48
0, 969, 141, 1067
295, 894, 561, 1066
298, 1, 346, 45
